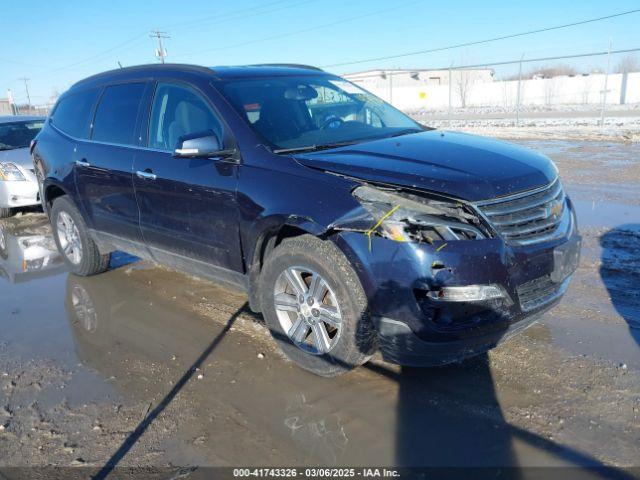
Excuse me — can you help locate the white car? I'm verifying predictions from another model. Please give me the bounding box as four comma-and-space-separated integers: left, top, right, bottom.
0, 115, 45, 218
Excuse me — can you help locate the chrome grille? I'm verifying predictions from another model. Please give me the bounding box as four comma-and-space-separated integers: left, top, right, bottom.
517, 274, 569, 312
475, 179, 566, 245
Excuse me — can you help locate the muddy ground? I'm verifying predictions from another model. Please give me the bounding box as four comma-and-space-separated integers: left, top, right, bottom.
0, 139, 638, 475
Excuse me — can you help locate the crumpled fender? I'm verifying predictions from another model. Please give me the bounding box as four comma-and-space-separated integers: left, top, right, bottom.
328, 205, 375, 233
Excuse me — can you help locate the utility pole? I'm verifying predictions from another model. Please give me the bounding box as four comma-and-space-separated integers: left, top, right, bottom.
600, 38, 612, 128
149, 30, 170, 64
19, 77, 31, 113
6, 89, 16, 115
516, 53, 524, 127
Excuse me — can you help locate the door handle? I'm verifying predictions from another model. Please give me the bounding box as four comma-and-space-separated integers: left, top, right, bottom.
75, 159, 90, 167
136, 169, 157, 180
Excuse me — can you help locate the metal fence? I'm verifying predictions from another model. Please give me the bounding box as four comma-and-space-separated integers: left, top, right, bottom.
342, 47, 640, 128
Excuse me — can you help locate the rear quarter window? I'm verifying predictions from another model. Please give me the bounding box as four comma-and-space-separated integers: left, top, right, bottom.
91, 83, 146, 146
51, 88, 100, 139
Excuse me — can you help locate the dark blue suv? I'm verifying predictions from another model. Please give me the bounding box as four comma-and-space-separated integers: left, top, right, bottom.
32, 64, 580, 376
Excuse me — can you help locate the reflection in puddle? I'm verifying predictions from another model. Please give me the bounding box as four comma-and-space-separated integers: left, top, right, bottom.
69, 282, 98, 333
0, 215, 65, 283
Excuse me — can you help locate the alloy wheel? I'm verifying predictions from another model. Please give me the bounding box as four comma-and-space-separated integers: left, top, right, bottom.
273, 266, 343, 355
56, 211, 83, 265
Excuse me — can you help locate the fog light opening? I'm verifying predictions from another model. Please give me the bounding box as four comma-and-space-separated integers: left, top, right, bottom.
427, 285, 505, 302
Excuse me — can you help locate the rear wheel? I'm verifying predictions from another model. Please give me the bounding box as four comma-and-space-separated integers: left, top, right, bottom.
0, 207, 13, 218
260, 235, 376, 377
51, 196, 110, 276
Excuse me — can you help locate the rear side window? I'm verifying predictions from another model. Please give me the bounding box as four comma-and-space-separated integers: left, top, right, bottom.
51, 89, 100, 139
92, 83, 146, 145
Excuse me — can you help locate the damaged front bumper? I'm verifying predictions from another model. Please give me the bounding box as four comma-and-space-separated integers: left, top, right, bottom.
332, 211, 581, 366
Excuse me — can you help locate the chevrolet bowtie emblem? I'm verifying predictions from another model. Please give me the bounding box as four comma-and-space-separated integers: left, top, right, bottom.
549, 202, 563, 217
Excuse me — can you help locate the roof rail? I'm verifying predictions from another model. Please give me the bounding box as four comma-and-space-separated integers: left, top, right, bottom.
71, 63, 216, 88
251, 63, 324, 72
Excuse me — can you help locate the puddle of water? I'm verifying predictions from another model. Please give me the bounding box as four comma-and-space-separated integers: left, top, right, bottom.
571, 199, 640, 230
537, 311, 640, 370
58, 267, 590, 466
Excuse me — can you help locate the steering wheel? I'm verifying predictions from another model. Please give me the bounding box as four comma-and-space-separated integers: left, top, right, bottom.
320, 116, 344, 130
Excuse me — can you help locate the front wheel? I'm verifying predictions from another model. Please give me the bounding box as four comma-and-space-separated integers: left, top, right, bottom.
259, 235, 376, 377
50, 196, 110, 276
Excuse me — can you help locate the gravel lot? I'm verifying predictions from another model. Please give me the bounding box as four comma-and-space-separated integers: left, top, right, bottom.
0, 138, 638, 476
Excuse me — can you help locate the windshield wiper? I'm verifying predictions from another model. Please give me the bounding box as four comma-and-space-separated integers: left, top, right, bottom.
273, 140, 360, 154
385, 128, 423, 139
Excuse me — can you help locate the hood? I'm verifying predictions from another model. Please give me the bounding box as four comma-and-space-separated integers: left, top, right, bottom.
0, 147, 33, 171
294, 131, 557, 202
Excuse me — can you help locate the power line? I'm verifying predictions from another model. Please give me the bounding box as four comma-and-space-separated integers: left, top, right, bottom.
322, 8, 640, 69
27, 33, 148, 79
0, 57, 46, 68
161, 0, 297, 31
1, 0, 315, 79
150, 30, 170, 64
454, 47, 640, 70
167, 0, 316, 32
343, 47, 640, 79
178, 0, 424, 58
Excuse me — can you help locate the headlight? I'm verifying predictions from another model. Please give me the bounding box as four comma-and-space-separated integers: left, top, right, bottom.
0, 163, 26, 182
350, 185, 487, 244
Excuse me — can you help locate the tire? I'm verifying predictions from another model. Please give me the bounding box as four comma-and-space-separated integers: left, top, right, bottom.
259, 234, 376, 377
50, 196, 110, 276
0, 207, 13, 218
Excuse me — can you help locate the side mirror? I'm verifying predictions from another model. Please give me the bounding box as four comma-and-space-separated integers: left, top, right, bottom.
173, 130, 236, 159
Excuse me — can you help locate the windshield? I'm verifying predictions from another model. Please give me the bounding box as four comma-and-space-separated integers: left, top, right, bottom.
0, 120, 44, 151
220, 75, 423, 152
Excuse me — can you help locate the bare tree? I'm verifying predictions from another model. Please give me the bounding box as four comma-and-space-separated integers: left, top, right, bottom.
616, 54, 639, 73
529, 64, 578, 79
455, 70, 474, 108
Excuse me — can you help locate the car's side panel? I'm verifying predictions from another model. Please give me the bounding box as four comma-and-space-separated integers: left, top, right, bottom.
133, 149, 243, 272
133, 78, 244, 273
74, 140, 142, 242
33, 122, 83, 215
74, 81, 151, 243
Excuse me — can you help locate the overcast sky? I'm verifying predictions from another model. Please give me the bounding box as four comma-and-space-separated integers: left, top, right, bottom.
2, 0, 639, 105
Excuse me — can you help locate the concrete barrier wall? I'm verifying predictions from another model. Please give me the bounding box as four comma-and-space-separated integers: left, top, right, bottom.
351, 72, 640, 111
